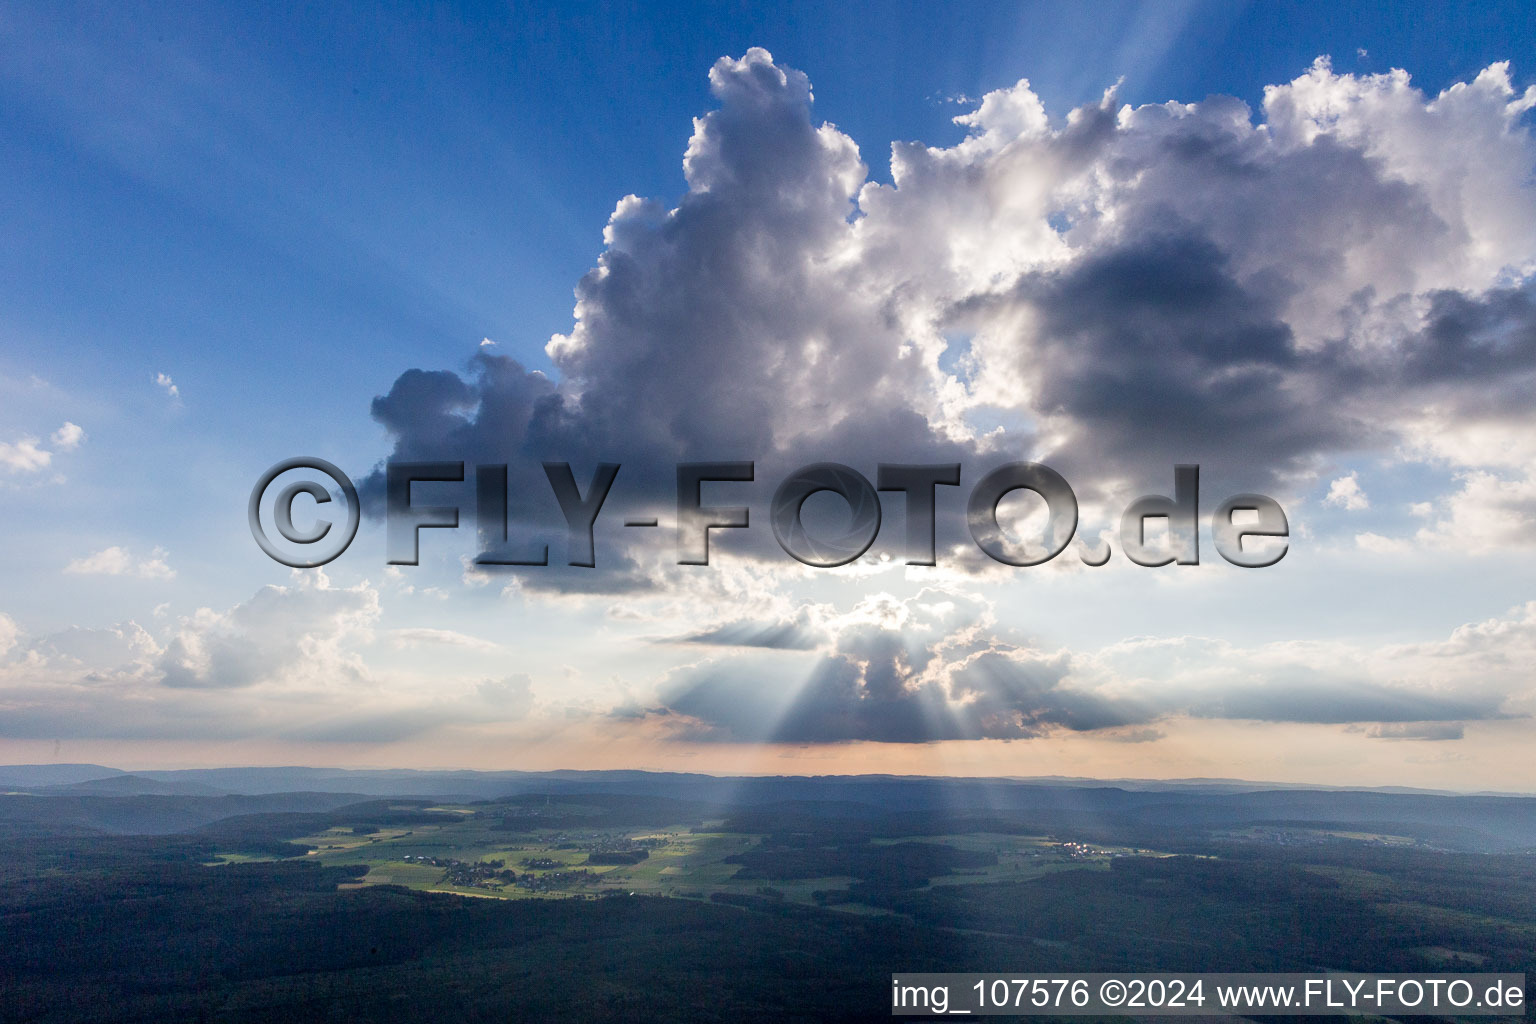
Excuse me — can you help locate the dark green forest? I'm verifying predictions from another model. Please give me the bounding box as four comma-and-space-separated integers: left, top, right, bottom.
1, 768, 1532, 1022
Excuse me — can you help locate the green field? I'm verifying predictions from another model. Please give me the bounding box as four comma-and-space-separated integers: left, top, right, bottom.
259, 810, 1144, 909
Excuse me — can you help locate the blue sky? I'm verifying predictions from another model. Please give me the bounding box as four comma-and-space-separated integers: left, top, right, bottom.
6, 1, 1532, 391
2, 2, 1536, 786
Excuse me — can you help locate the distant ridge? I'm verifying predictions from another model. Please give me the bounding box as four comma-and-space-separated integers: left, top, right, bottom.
2, 764, 1534, 849
0, 763, 1527, 799
0, 764, 124, 788
31, 774, 230, 797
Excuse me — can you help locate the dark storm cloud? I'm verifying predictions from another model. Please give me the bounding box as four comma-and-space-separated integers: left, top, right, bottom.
1376, 282, 1536, 440
648, 648, 1509, 744
1365, 722, 1466, 741
669, 617, 826, 650
652, 641, 1156, 745
1183, 669, 1506, 725
636, 616, 1516, 744
971, 233, 1356, 494
1398, 285, 1536, 385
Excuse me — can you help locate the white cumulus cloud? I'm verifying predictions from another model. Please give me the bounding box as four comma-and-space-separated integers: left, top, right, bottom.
1325, 473, 1370, 510
0, 421, 84, 474
49, 421, 84, 451
64, 546, 176, 580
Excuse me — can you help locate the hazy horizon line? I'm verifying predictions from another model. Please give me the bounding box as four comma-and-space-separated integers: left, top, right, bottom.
5, 761, 1532, 798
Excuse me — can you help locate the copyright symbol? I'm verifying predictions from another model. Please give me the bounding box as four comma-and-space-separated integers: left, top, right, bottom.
248, 457, 360, 568
1100, 980, 1126, 1007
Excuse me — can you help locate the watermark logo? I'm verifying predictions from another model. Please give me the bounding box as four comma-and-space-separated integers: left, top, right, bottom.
247, 457, 360, 568
249, 459, 1288, 571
